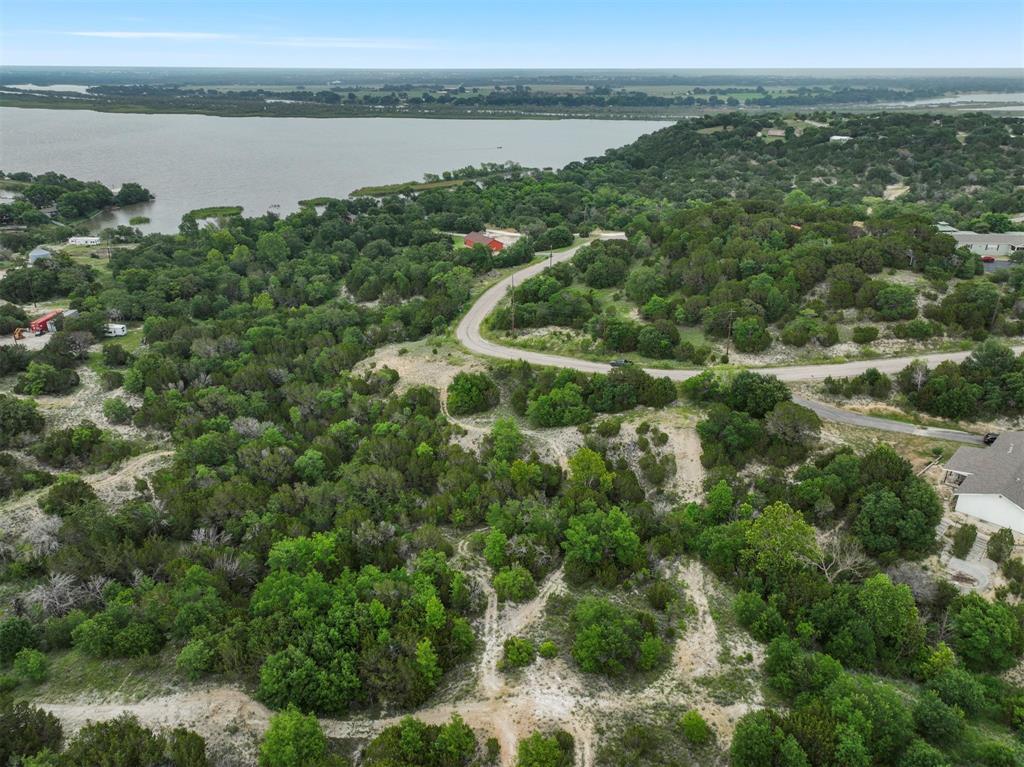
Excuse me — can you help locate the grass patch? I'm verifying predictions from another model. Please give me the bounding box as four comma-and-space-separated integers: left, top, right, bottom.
298, 196, 342, 207
351, 178, 465, 196
25, 647, 180, 703
694, 666, 759, 705
187, 205, 243, 218
597, 704, 726, 766
128, 215, 150, 225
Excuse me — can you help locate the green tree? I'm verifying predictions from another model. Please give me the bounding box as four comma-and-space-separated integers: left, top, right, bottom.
745, 502, 817, 585
732, 315, 772, 353
0, 393, 44, 446
14, 648, 49, 683
987, 528, 1015, 563
489, 417, 524, 462
567, 447, 613, 493
731, 710, 809, 767
517, 731, 573, 767
493, 566, 538, 602
260, 707, 327, 767
0, 701, 63, 766
562, 506, 642, 584
951, 593, 1024, 672
447, 371, 499, 416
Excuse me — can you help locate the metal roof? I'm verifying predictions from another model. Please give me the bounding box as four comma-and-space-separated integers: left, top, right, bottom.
947, 432, 1024, 510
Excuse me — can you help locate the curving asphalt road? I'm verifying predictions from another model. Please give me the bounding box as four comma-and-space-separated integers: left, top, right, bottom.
455, 236, 1013, 444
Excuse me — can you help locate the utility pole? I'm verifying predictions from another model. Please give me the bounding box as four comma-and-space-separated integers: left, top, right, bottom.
510, 273, 516, 338
724, 309, 736, 356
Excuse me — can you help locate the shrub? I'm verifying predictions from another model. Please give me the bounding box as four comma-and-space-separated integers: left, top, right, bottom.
570, 597, 667, 676
0, 616, 38, 664
64, 715, 151, 764
0, 393, 44, 447
14, 362, 79, 396
39, 474, 97, 516
538, 640, 558, 659
101, 370, 125, 390
926, 667, 985, 715
14, 648, 49, 683
680, 709, 713, 745
103, 343, 131, 367
447, 371, 499, 416
517, 731, 573, 767
493, 566, 538, 603
501, 636, 536, 669
103, 398, 135, 425
852, 325, 879, 344
950, 593, 1024, 672
987, 528, 1015, 563
176, 638, 216, 682
363, 715, 477, 767
0, 701, 63, 766
951, 524, 978, 558
732, 316, 771, 353
260, 706, 327, 767
913, 691, 964, 746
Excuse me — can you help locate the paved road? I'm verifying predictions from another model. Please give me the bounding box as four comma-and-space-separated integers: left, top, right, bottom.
456, 236, 1014, 442
792, 396, 984, 444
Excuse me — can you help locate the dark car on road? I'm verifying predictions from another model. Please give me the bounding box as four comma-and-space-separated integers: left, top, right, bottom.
984, 432, 1000, 445
609, 359, 632, 367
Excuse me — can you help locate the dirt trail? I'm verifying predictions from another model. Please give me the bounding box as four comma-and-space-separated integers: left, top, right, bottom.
89, 450, 173, 505
41, 687, 271, 767
35, 542, 757, 766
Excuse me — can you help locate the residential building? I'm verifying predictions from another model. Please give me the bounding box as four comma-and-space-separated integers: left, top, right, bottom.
944, 433, 1024, 533
464, 231, 504, 251
67, 236, 101, 246
947, 231, 1024, 259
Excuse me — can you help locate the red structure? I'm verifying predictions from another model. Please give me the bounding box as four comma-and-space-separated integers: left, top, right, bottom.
464, 232, 504, 251
30, 310, 62, 334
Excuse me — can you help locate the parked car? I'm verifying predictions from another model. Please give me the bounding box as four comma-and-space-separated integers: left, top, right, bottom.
981, 255, 996, 263
609, 359, 632, 367
984, 432, 999, 445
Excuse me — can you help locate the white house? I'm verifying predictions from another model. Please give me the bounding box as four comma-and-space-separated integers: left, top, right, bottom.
67, 236, 101, 246
829, 135, 853, 144
945, 433, 1024, 533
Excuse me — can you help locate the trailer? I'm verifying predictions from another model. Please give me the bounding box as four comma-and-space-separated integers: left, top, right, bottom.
104, 323, 127, 337
29, 310, 63, 335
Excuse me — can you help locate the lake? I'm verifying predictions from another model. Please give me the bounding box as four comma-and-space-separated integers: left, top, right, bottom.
0, 108, 671, 232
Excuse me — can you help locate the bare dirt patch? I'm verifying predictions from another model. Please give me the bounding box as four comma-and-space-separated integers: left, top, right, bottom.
883, 183, 910, 200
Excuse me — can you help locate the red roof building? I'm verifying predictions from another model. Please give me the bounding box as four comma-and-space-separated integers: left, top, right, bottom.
464, 231, 504, 251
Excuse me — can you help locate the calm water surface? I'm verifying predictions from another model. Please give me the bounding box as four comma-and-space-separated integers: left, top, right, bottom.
0, 108, 670, 232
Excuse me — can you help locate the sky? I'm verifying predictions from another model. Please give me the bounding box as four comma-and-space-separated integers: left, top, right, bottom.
1, 0, 1023, 70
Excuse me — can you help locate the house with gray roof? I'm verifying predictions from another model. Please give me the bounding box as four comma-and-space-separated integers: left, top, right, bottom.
947, 230, 1024, 258
944, 432, 1024, 532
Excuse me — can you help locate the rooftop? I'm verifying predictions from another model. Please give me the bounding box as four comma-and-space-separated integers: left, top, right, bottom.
950, 231, 1024, 247
947, 432, 1024, 510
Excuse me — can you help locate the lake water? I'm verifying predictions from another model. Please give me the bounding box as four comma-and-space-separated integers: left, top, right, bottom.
0, 108, 670, 232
